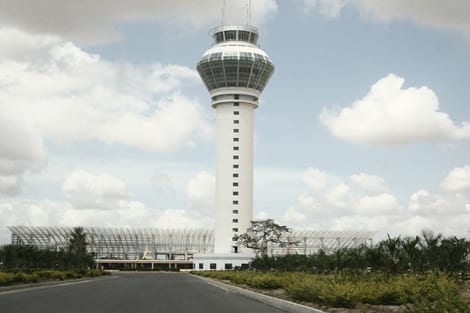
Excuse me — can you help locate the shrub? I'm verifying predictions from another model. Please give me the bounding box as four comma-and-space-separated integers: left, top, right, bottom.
193, 271, 470, 311
404, 275, 470, 313
0, 272, 15, 286
246, 274, 284, 289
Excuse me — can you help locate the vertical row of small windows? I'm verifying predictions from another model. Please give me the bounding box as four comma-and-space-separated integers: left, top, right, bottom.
232, 99, 240, 249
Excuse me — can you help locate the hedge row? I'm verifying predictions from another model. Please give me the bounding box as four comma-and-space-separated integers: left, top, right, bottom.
195, 271, 469, 312
0, 269, 110, 286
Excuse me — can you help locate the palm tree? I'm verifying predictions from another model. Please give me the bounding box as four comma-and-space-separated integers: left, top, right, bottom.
419, 230, 443, 272
401, 236, 421, 272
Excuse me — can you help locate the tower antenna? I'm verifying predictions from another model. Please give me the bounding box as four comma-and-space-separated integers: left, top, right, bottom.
221, 0, 226, 25
247, 0, 252, 25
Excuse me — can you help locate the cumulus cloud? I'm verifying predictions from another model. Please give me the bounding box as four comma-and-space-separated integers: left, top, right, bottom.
0, 0, 278, 44
356, 0, 470, 38
283, 206, 306, 223
320, 74, 470, 145
153, 209, 210, 229
440, 166, 470, 193
298, 168, 400, 218
0, 176, 23, 195
62, 170, 135, 210
255, 211, 270, 220
0, 171, 218, 242
300, 0, 347, 17
301, 0, 470, 39
282, 167, 469, 239
186, 171, 215, 217
302, 167, 329, 191
324, 183, 355, 208
356, 193, 400, 216
0, 198, 211, 244
0, 28, 213, 156
350, 173, 388, 193
0, 111, 46, 195
151, 172, 175, 193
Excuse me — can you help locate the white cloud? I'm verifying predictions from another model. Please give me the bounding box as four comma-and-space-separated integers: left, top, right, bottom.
153, 209, 210, 229
62, 170, 134, 210
0, 200, 146, 243
0, 198, 211, 244
324, 183, 354, 208
0, 0, 278, 44
300, 0, 347, 17
355, 0, 470, 38
151, 172, 175, 193
0, 111, 47, 195
282, 167, 469, 239
283, 206, 306, 223
302, 167, 328, 191
440, 165, 470, 193
297, 194, 317, 209
255, 211, 270, 220
320, 74, 470, 145
356, 193, 401, 216
409, 189, 442, 216
186, 171, 215, 217
0, 28, 213, 157
301, 0, 470, 39
350, 173, 388, 193
0, 176, 22, 195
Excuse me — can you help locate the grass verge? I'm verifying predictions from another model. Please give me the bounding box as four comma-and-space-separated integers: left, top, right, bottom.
194, 271, 469, 312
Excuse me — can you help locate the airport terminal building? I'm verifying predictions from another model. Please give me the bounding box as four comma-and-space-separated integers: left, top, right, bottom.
8, 226, 373, 270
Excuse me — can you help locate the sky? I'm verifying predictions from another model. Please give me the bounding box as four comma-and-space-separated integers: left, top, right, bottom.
0, 0, 470, 243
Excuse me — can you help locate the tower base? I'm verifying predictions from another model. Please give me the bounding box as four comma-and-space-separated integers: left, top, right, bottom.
192, 252, 255, 271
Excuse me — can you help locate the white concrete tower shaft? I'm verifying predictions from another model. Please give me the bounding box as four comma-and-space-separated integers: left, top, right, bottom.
197, 25, 274, 254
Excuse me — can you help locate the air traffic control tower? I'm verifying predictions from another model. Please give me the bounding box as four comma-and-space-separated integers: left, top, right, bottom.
194, 24, 274, 269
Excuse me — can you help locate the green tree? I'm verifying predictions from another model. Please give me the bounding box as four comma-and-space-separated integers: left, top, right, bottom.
236, 219, 294, 257
67, 227, 92, 270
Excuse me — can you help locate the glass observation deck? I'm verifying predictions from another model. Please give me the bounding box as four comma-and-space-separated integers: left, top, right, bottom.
211, 25, 260, 45
197, 25, 275, 93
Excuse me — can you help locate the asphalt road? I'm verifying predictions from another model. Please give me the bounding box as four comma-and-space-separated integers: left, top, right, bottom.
0, 272, 287, 313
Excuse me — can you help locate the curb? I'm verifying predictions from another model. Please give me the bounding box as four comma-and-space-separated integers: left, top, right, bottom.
192, 274, 326, 313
